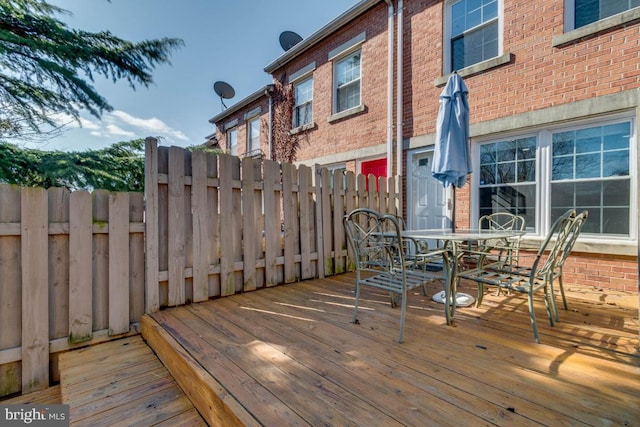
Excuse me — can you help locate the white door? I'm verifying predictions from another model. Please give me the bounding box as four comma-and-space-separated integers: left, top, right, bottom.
407, 149, 450, 230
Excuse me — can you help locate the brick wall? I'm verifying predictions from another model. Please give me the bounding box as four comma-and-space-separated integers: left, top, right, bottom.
215, 0, 639, 292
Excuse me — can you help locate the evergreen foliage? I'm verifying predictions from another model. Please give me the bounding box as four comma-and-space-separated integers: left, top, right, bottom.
0, 0, 183, 138
0, 139, 145, 191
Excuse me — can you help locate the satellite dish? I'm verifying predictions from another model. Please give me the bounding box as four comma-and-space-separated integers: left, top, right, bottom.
213, 81, 235, 109
279, 31, 303, 51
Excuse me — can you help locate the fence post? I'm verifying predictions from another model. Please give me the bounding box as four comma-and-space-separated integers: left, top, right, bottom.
144, 137, 160, 313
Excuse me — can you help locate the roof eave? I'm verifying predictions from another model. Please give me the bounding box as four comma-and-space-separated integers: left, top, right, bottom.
208, 84, 274, 124
263, 0, 383, 73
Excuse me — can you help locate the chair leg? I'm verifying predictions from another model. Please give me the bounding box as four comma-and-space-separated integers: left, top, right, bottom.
527, 293, 540, 344
398, 289, 407, 343
390, 292, 400, 307
543, 285, 555, 327
548, 281, 560, 323
475, 283, 485, 307
352, 282, 361, 324
558, 274, 568, 311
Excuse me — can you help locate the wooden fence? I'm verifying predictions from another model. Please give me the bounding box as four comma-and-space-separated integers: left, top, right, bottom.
143, 138, 400, 310
0, 185, 145, 397
0, 138, 400, 397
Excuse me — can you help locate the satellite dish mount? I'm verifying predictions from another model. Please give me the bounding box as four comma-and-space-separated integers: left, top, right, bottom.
213, 81, 235, 110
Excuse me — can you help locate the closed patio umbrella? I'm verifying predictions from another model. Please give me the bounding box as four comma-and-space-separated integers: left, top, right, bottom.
430, 72, 474, 308
431, 72, 472, 231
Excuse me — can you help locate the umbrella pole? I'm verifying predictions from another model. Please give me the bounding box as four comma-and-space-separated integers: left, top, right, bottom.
451, 186, 456, 232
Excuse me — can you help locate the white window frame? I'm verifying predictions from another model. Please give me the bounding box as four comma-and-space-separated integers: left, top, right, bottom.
471, 113, 637, 242
293, 76, 313, 128
247, 116, 260, 155
226, 127, 238, 156
328, 32, 366, 116
333, 50, 362, 114
443, 0, 503, 74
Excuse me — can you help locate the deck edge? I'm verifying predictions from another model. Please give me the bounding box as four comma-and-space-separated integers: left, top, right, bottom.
141, 314, 259, 427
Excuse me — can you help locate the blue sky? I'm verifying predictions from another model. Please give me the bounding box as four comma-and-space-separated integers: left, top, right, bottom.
30, 0, 359, 151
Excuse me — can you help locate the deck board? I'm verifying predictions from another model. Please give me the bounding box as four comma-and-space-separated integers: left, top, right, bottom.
58, 335, 206, 426
149, 273, 639, 427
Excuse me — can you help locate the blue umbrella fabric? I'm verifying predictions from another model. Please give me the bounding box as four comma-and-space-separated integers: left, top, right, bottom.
431, 73, 472, 188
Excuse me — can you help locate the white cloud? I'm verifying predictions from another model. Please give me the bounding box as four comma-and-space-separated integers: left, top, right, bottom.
48, 109, 192, 148
107, 110, 189, 141
104, 124, 137, 138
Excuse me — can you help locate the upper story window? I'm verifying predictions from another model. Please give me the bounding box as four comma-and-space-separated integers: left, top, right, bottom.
556, 0, 640, 45
227, 127, 238, 156
247, 117, 260, 156
334, 50, 361, 113
475, 117, 635, 239
446, 0, 500, 72
294, 77, 313, 128
573, 0, 640, 28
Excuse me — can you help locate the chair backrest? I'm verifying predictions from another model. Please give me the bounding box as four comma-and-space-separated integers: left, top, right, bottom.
343, 208, 405, 273
530, 209, 577, 277
479, 212, 526, 232
554, 210, 588, 274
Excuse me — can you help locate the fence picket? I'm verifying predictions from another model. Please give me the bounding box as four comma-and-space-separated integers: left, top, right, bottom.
92, 190, 110, 331
282, 162, 298, 283
109, 192, 130, 335
219, 154, 235, 296
332, 169, 345, 274
69, 191, 93, 343
191, 150, 210, 302
48, 188, 70, 342
208, 153, 221, 297
319, 167, 332, 276
263, 160, 280, 286
21, 187, 49, 393
299, 165, 314, 280
167, 147, 186, 306
129, 192, 145, 323
0, 185, 22, 396
242, 157, 258, 291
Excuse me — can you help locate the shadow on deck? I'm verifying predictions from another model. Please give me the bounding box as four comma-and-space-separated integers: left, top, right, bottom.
142, 273, 639, 426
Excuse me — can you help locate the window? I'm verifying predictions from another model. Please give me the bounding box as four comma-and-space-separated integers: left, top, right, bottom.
479, 137, 537, 230
475, 118, 634, 238
227, 127, 237, 156
334, 50, 361, 113
247, 117, 260, 156
551, 122, 631, 235
446, 0, 500, 72
573, 0, 640, 28
293, 77, 313, 128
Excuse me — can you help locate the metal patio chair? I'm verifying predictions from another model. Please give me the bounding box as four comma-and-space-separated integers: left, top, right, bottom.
456, 209, 577, 343
477, 212, 526, 267
343, 208, 449, 343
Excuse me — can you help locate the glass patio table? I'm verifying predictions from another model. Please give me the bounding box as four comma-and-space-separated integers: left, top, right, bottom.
402, 229, 526, 325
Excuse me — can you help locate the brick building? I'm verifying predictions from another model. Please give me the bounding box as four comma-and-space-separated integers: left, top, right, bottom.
209, 0, 639, 291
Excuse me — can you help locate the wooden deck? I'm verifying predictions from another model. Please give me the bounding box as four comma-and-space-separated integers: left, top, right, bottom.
143, 273, 639, 426
57, 336, 206, 426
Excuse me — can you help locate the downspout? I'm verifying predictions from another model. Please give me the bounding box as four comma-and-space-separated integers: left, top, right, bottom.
384, 0, 394, 178
396, 0, 404, 182
266, 87, 273, 160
